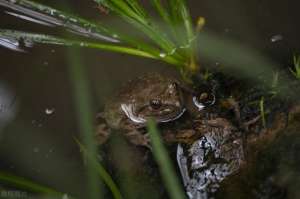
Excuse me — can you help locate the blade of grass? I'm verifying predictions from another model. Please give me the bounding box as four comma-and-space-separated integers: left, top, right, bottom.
0, 0, 177, 62
0, 29, 183, 66
0, 0, 119, 43
74, 139, 123, 199
94, 0, 186, 62
147, 119, 186, 199
67, 47, 101, 199
149, 0, 187, 50
260, 97, 266, 128
168, 0, 194, 42
0, 171, 69, 198
150, 0, 171, 24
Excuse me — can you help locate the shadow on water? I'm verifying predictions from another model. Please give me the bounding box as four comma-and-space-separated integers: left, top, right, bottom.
0, 0, 299, 198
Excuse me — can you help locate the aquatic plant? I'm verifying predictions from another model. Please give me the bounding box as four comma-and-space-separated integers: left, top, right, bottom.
0, 0, 199, 77
0, 0, 192, 198
289, 55, 300, 79
0, 1, 298, 199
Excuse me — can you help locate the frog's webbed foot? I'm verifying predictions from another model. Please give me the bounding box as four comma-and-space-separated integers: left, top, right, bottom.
95, 113, 111, 145
125, 131, 152, 150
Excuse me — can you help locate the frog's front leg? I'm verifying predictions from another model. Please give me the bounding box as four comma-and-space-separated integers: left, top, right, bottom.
125, 130, 152, 149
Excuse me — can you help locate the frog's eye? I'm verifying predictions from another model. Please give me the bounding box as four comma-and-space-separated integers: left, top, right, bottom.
150, 99, 162, 110
197, 92, 215, 106
193, 92, 215, 110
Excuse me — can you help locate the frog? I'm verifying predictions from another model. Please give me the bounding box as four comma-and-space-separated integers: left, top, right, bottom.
95, 72, 250, 198
95, 73, 190, 148
176, 116, 245, 198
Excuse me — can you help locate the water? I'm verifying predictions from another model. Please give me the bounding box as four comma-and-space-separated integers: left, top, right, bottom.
0, 0, 299, 198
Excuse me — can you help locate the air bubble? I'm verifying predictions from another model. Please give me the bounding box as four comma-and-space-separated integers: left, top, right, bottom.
45, 108, 55, 115
270, 34, 283, 42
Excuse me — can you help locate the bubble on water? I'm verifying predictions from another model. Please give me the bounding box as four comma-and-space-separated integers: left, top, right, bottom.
270, 34, 283, 42
45, 108, 55, 115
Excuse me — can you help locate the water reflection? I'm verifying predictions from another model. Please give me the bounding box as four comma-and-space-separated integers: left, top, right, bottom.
0, 82, 18, 133
0, 36, 25, 52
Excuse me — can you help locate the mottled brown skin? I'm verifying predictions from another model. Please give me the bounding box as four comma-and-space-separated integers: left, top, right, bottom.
95, 73, 242, 151
95, 73, 186, 147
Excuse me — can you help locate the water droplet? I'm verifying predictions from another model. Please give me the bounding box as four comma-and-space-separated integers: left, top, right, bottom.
58, 14, 66, 19
45, 108, 55, 115
159, 52, 167, 58
270, 34, 283, 42
168, 48, 177, 55
69, 18, 77, 23
49, 9, 55, 16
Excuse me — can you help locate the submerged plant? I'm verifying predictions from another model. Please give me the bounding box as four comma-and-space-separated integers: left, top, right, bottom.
0, 0, 200, 79
289, 55, 300, 79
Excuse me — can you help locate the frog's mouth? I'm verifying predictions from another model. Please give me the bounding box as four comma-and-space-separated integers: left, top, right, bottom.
121, 103, 186, 124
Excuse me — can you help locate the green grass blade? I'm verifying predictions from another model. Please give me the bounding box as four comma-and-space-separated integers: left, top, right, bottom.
0, 29, 153, 58
67, 48, 101, 199
0, 29, 183, 66
95, 0, 186, 61
150, 0, 171, 24
147, 119, 186, 199
124, 0, 147, 18
0, 171, 68, 197
0, 0, 120, 43
1, 0, 173, 60
75, 139, 123, 199
260, 97, 266, 128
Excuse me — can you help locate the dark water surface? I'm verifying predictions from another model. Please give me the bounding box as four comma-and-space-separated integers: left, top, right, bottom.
0, 0, 299, 198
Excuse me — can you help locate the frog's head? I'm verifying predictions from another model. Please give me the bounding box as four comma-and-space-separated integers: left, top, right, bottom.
120, 74, 185, 124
